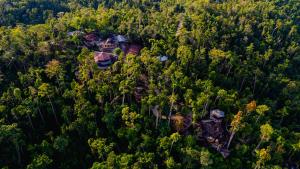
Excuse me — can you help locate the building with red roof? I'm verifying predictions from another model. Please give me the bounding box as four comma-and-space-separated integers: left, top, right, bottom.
94, 52, 116, 69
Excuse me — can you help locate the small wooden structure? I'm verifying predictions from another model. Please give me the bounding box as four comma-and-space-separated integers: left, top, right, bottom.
99, 38, 118, 52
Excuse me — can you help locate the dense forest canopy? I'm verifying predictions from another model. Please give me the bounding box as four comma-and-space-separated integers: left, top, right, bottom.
0, 0, 299, 168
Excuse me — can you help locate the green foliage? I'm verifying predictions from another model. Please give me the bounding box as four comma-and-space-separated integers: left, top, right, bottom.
0, 0, 299, 168
88, 138, 114, 159
26, 154, 53, 169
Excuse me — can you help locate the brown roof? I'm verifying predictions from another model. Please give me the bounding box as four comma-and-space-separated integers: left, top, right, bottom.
126, 44, 142, 55
94, 52, 113, 62
84, 33, 99, 42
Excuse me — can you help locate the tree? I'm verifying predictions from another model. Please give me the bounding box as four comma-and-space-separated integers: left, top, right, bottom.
45, 59, 64, 79
38, 83, 59, 125
121, 106, 141, 129
165, 156, 177, 169
256, 123, 274, 150
26, 154, 53, 169
168, 93, 178, 126
12, 88, 35, 129
246, 100, 257, 114
177, 45, 193, 68
53, 136, 69, 152
255, 105, 270, 122
170, 132, 181, 152
0, 121, 24, 167
227, 111, 243, 149
88, 138, 114, 160
254, 147, 271, 169
200, 148, 213, 167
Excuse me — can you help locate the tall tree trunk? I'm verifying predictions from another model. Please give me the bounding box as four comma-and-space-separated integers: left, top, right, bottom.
122, 94, 125, 105
204, 101, 208, 113
37, 107, 45, 124
226, 65, 232, 77
156, 113, 159, 129
27, 114, 34, 130
168, 102, 174, 126
48, 96, 59, 125
213, 96, 219, 105
256, 139, 262, 150
279, 117, 284, 125
170, 141, 174, 152
255, 115, 261, 123
14, 141, 21, 166
253, 75, 257, 95
239, 77, 245, 92
227, 131, 236, 149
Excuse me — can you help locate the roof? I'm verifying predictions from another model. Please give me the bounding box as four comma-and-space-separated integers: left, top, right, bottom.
67, 31, 84, 36
84, 33, 99, 42
106, 38, 114, 43
201, 120, 224, 137
157, 55, 169, 62
115, 35, 128, 43
94, 52, 113, 63
199, 118, 230, 157
126, 44, 142, 55
210, 109, 225, 119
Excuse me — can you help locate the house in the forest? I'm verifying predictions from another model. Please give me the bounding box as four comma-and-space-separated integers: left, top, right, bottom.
115, 35, 128, 43
210, 109, 225, 123
81, 32, 142, 69
83, 32, 101, 48
126, 44, 142, 56
94, 52, 117, 69
151, 107, 230, 158
99, 38, 118, 52
99, 35, 129, 52
115, 35, 129, 52
196, 109, 230, 158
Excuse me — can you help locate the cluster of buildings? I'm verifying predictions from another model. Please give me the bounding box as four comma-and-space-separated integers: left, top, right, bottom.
68, 31, 169, 69
67, 30, 171, 71
152, 108, 230, 158
194, 109, 230, 158
68, 31, 230, 158
82, 32, 142, 69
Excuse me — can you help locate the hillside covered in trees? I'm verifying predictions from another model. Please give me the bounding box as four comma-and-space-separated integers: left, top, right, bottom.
0, 0, 299, 168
